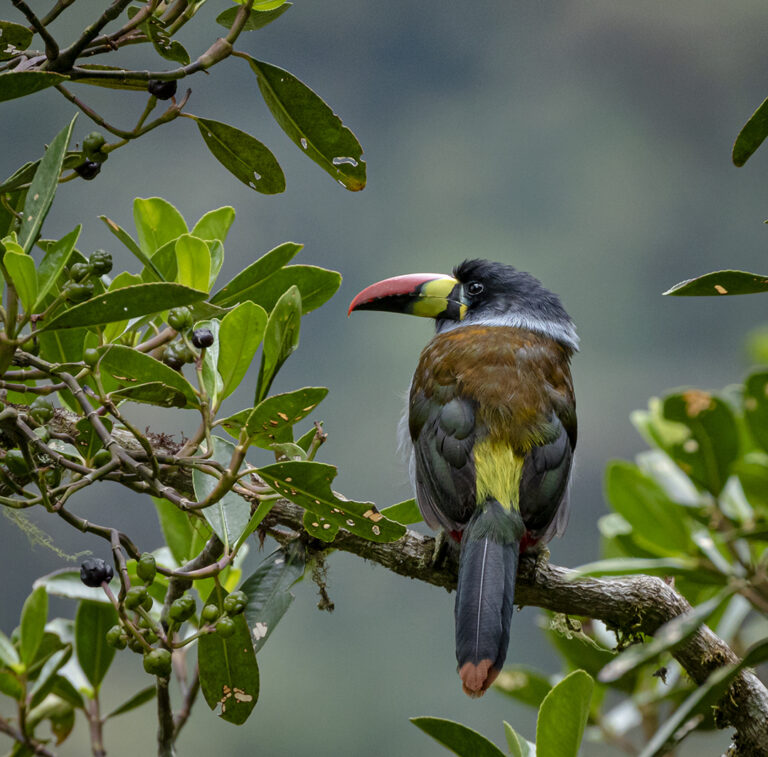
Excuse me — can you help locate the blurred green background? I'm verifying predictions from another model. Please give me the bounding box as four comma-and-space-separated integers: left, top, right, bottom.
2, 1, 768, 754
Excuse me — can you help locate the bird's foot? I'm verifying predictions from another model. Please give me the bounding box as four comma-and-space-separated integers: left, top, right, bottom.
431, 529, 449, 569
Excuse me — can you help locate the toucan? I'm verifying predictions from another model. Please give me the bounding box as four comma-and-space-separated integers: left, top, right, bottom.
349, 259, 577, 697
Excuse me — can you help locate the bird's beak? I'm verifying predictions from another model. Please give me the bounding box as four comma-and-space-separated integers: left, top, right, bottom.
348, 273, 467, 320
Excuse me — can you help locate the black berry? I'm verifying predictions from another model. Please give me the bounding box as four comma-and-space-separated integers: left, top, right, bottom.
148, 79, 177, 100
75, 161, 101, 180
80, 558, 114, 587
191, 328, 214, 349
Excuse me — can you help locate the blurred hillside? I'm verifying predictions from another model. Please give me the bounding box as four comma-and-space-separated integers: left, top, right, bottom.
2, 1, 768, 754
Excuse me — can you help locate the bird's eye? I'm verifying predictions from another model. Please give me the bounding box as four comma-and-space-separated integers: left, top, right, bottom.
465, 281, 484, 296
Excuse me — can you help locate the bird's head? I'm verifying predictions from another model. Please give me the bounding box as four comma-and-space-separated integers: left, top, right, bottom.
348, 259, 578, 349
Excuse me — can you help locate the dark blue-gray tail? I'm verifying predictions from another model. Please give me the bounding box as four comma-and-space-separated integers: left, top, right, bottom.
454, 500, 524, 697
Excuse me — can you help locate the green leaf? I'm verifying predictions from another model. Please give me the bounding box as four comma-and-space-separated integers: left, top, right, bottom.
638, 638, 768, 757
493, 666, 553, 708
216, 4, 292, 31
75, 601, 117, 690
99, 215, 165, 281
19, 115, 77, 252
241, 543, 305, 653
303, 509, 340, 541
211, 241, 302, 307
232, 0, 289, 10
29, 647, 72, 708
194, 117, 285, 194
110, 381, 188, 408
245, 58, 366, 191
20, 586, 48, 666
664, 270, 768, 296
198, 586, 259, 724
733, 96, 768, 166
662, 392, 739, 496
97, 344, 199, 408
379, 498, 423, 525
5, 251, 38, 313
0, 21, 33, 60
503, 723, 536, 757
217, 301, 268, 400
192, 436, 251, 547
257, 461, 406, 543
175, 234, 211, 292
219, 387, 328, 447
0, 71, 67, 102
34, 225, 81, 309
153, 496, 211, 565
197, 318, 223, 405
570, 557, 705, 578
223, 264, 341, 314
536, 670, 593, 757
605, 462, 694, 556
133, 197, 187, 255
33, 570, 119, 603
598, 585, 738, 684
192, 207, 235, 245
41, 282, 206, 331
144, 17, 189, 64
743, 371, 768, 453
105, 685, 156, 719
256, 285, 301, 402
411, 717, 506, 757
0, 670, 24, 700
0, 630, 20, 670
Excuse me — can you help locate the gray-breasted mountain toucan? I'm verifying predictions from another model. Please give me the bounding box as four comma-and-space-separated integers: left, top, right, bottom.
349, 259, 577, 697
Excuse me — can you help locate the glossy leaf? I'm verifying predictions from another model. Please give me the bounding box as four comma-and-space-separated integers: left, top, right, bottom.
246, 57, 366, 191
175, 234, 211, 292
662, 392, 739, 495
257, 460, 406, 543
232, 0, 288, 10
192, 207, 235, 245
380, 498, 423, 525
256, 285, 301, 402
743, 371, 768, 453
97, 344, 199, 408
19, 115, 76, 252
75, 601, 118, 690
570, 557, 709, 580
217, 301, 268, 400
29, 647, 72, 708
41, 282, 206, 331
598, 585, 737, 684
220, 387, 328, 447
20, 586, 48, 666
733, 96, 768, 166
211, 241, 302, 307
638, 638, 768, 757
303, 510, 339, 541
192, 436, 251, 547
153, 497, 211, 565
664, 270, 768, 296
503, 723, 536, 757
494, 666, 553, 708
224, 264, 341, 314
195, 117, 285, 194
605, 462, 694, 556
197, 318, 223, 405
216, 4, 292, 31
0, 71, 66, 102
198, 586, 259, 724
241, 543, 305, 653
99, 215, 165, 281
110, 381, 188, 408
105, 685, 156, 719
536, 670, 593, 757
5, 251, 38, 312
0, 630, 20, 669
33, 570, 118, 604
145, 17, 189, 64
133, 197, 187, 255
411, 717, 506, 757
0, 671, 24, 700
34, 225, 81, 309
0, 22, 33, 60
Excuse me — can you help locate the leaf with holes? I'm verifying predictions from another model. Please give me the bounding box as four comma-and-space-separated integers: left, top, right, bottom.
245, 57, 366, 190
195, 117, 285, 194
664, 270, 768, 296
257, 461, 405, 543
0, 22, 33, 60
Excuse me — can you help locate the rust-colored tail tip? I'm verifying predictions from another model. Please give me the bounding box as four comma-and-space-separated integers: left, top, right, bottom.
459, 660, 499, 698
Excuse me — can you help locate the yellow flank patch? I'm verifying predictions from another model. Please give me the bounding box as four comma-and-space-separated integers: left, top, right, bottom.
474, 439, 524, 509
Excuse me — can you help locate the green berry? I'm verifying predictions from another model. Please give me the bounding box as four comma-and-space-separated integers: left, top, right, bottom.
83, 131, 106, 157
84, 348, 100, 368
41, 466, 61, 487
64, 281, 94, 303
142, 629, 158, 645
29, 397, 54, 424
128, 637, 144, 653
88, 250, 113, 276
223, 591, 247, 616
5, 449, 29, 477
169, 595, 196, 622
143, 648, 172, 677
142, 594, 153, 611
137, 553, 157, 584
215, 617, 236, 638
106, 625, 126, 649
167, 306, 193, 331
201, 604, 219, 623
124, 586, 148, 610
69, 262, 90, 283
